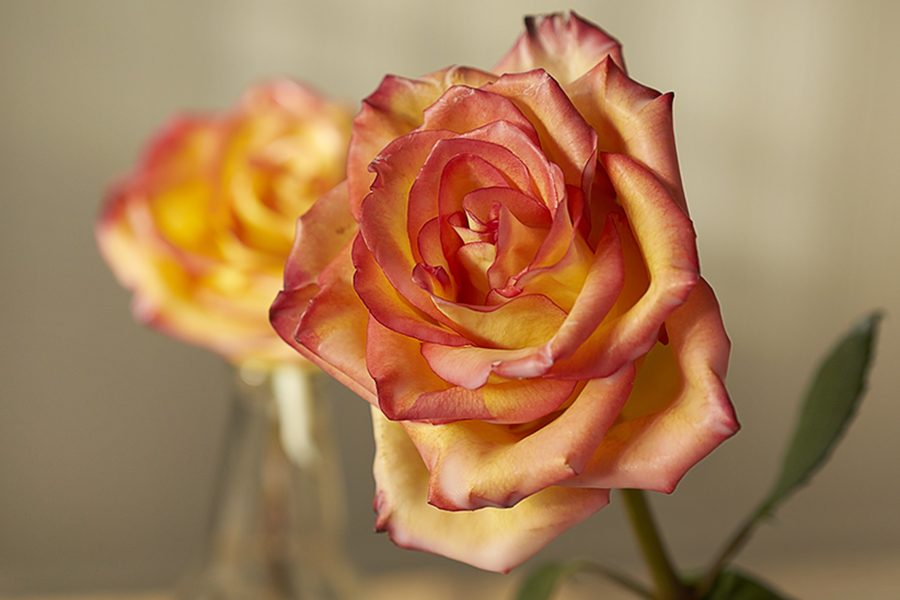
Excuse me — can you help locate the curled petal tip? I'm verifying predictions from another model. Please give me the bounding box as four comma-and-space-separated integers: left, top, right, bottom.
494, 11, 625, 85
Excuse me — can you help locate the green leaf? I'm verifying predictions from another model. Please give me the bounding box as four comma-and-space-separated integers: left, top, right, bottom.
514, 562, 579, 600
761, 310, 882, 515
700, 569, 793, 600
699, 311, 883, 593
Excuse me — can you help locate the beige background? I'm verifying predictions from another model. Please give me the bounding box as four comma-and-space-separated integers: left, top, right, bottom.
1, 0, 898, 596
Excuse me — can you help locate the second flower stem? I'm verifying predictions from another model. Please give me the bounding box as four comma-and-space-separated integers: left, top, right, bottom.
621, 489, 691, 600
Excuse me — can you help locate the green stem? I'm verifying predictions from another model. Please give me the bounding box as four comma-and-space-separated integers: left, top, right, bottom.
696, 505, 767, 596
620, 489, 691, 600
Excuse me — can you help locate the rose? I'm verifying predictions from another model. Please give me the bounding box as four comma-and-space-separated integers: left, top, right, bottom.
273, 11, 739, 572
97, 80, 352, 367
271, 12, 738, 572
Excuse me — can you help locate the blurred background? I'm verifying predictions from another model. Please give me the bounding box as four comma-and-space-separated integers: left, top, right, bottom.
1, 0, 898, 597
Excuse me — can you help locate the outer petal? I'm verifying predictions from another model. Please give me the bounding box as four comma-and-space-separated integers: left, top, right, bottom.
404, 364, 635, 511
567, 57, 687, 213
280, 238, 377, 403
282, 182, 357, 290
567, 278, 738, 491
493, 12, 625, 86
269, 283, 322, 364
371, 407, 610, 573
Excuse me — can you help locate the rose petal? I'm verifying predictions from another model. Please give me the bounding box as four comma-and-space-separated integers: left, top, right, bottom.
269, 283, 321, 359
543, 215, 624, 359
429, 213, 624, 387
282, 181, 357, 290
493, 214, 625, 380
371, 407, 610, 573
114, 117, 221, 261
411, 261, 456, 300
420, 343, 544, 391
546, 153, 698, 380
366, 315, 475, 421
348, 67, 498, 217
353, 235, 467, 347
369, 316, 576, 424
427, 124, 560, 215
416, 217, 453, 280
237, 78, 344, 121
421, 84, 538, 141
281, 238, 378, 403
401, 364, 634, 511
492, 12, 625, 86
487, 201, 551, 289
567, 278, 738, 492
453, 241, 495, 301
227, 170, 297, 255
433, 293, 566, 349
567, 57, 687, 213
462, 186, 552, 229
513, 195, 593, 312
485, 70, 598, 187
421, 152, 510, 257
360, 129, 463, 326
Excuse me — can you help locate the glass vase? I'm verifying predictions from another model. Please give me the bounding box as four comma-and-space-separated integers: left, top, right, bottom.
175, 363, 357, 600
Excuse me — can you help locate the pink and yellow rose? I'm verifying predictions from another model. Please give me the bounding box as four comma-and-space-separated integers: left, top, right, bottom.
97, 80, 353, 367
271, 12, 738, 572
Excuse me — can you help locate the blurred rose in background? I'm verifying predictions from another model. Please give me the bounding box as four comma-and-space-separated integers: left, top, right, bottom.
97, 80, 352, 367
